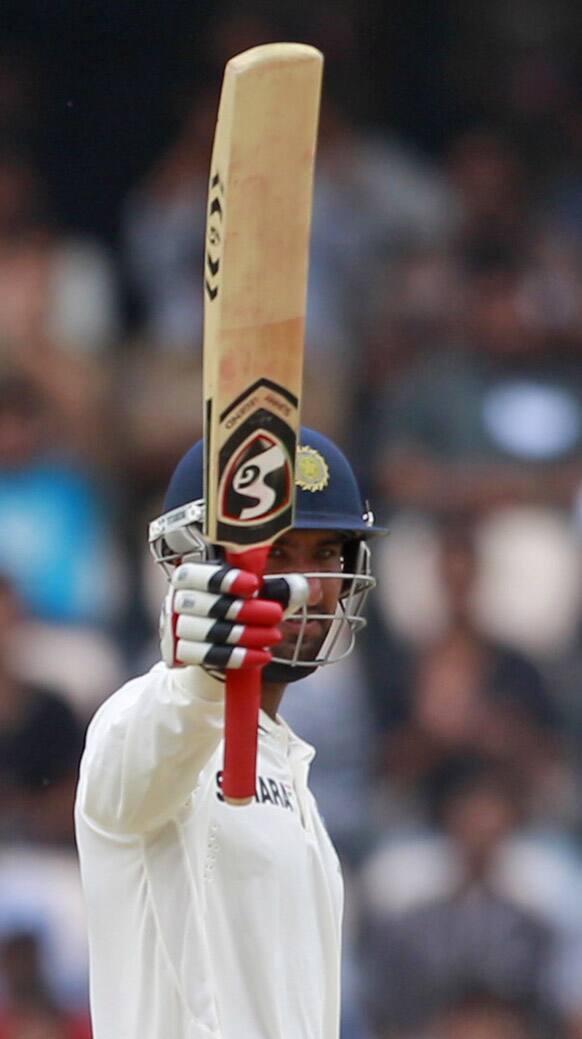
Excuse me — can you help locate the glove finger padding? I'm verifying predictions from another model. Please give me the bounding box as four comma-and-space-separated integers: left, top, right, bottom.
173, 588, 282, 625
172, 561, 260, 598
261, 574, 309, 618
174, 641, 271, 670
175, 614, 282, 649
160, 563, 309, 671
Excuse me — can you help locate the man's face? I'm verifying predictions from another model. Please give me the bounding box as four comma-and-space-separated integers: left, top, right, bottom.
264, 528, 345, 663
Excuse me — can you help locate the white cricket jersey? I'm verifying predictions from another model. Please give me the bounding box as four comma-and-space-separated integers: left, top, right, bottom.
75, 662, 343, 1039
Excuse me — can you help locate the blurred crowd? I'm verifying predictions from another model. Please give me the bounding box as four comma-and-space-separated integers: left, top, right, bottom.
1, 2, 582, 1037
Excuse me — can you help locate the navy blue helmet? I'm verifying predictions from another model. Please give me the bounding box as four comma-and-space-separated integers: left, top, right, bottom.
164, 425, 382, 527
149, 427, 383, 671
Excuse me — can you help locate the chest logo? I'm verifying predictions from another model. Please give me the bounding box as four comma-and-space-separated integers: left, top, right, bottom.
216, 770, 295, 811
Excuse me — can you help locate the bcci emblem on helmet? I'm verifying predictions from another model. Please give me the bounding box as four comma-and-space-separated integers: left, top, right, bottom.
296, 445, 330, 492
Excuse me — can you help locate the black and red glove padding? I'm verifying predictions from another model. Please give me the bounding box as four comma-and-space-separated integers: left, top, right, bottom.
160, 562, 308, 670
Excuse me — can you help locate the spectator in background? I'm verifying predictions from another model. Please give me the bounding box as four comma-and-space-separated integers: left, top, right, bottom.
0, 371, 126, 628
0, 151, 118, 464
368, 216, 582, 687
0, 932, 90, 1039
447, 129, 530, 262
307, 92, 456, 358
374, 243, 582, 517
369, 514, 567, 828
0, 572, 84, 843
302, 94, 456, 446
0, 573, 90, 1016
0, 544, 125, 729
542, 74, 582, 250
425, 989, 544, 1039
0, 659, 83, 844
0, 152, 119, 355
359, 758, 563, 1038
120, 87, 223, 487
122, 88, 216, 353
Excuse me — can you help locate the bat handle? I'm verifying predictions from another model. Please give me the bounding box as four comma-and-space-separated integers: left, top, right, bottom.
223, 545, 271, 805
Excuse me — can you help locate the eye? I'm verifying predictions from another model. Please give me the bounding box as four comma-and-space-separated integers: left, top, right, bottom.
268, 544, 287, 561
317, 545, 343, 564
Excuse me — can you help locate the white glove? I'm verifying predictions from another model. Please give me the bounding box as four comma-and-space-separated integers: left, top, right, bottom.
160, 562, 308, 670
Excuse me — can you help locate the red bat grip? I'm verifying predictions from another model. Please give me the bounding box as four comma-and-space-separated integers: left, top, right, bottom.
223, 545, 271, 805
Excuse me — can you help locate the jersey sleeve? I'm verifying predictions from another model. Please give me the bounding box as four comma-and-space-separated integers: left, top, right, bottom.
75, 662, 224, 836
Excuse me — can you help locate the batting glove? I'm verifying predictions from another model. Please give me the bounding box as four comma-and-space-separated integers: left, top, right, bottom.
160, 562, 308, 671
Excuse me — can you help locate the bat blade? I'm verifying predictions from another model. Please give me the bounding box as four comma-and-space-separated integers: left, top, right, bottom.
204, 42, 323, 549
203, 43, 323, 804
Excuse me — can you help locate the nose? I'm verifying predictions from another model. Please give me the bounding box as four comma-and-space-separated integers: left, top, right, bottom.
306, 576, 323, 607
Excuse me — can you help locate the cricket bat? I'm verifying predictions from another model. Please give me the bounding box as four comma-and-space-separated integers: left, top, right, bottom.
203, 43, 323, 804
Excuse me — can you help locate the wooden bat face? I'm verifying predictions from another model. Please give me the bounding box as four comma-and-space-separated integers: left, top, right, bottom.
203, 43, 323, 552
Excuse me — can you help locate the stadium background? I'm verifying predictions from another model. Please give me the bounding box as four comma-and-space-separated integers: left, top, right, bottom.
1, 2, 582, 1037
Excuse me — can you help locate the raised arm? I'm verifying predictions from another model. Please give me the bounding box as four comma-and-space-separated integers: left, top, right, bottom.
76, 561, 304, 835
76, 663, 226, 836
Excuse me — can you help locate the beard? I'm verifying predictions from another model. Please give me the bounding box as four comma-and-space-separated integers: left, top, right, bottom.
274, 614, 333, 664
262, 612, 339, 685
